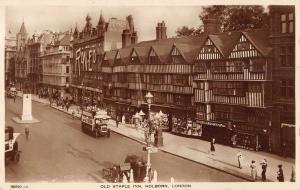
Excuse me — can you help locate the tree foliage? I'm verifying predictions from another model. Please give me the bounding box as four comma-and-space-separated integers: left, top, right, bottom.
176, 25, 204, 37
199, 5, 269, 32
176, 5, 269, 37
176, 26, 195, 37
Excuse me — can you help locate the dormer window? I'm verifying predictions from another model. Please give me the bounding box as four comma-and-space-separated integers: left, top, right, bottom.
171, 47, 184, 64
131, 50, 140, 64
149, 48, 160, 64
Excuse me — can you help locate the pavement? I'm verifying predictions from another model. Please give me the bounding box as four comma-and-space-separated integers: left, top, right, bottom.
15, 91, 296, 182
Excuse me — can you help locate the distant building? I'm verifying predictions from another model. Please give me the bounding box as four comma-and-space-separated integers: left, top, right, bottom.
26, 31, 56, 94
70, 13, 136, 106
15, 22, 28, 91
40, 33, 72, 98
5, 30, 17, 87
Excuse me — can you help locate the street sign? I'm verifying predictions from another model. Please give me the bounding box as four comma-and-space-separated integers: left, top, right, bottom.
148, 147, 158, 153
142, 146, 158, 153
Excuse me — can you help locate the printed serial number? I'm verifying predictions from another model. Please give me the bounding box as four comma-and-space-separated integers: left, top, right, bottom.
11, 185, 29, 189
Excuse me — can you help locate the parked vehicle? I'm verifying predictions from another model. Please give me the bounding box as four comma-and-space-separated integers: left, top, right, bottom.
81, 110, 111, 138
5, 126, 21, 164
102, 154, 146, 183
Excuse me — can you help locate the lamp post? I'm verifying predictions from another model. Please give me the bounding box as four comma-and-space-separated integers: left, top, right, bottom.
144, 92, 153, 182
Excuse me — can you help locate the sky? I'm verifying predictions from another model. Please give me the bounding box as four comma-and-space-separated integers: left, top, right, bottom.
5, 6, 204, 41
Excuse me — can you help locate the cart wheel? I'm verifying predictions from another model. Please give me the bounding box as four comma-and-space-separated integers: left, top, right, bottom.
13, 152, 20, 164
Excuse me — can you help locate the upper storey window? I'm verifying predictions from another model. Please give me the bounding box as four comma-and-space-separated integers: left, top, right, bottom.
130, 50, 140, 64
171, 47, 185, 64
197, 38, 222, 60
281, 13, 294, 34
149, 48, 160, 64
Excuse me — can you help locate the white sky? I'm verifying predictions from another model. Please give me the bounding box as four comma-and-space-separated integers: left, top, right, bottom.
6, 6, 204, 41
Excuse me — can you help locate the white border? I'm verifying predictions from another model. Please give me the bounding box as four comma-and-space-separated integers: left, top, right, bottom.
1, 0, 299, 190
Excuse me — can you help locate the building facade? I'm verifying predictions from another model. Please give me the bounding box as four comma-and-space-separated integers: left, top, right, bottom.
5, 30, 17, 87
269, 5, 295, 156
27, 31, 55, 94
40, 33, 72, 98
71, 13, 133, 107
94, 7, 295, 156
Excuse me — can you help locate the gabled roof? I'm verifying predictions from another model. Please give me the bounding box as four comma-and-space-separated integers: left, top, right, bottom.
104, 50, 117, 66
131, 46, 150, 63
242, 30, 272, 56
151, 44, 173, 63
208, 31, 241, 57
117, 47, 132, 64
173, 43, 201, 63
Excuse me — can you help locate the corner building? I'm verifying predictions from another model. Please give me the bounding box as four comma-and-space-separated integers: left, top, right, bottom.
71, 13, 132, 106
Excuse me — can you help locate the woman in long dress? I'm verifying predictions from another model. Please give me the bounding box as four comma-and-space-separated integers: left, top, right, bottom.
250, 160, 257, 181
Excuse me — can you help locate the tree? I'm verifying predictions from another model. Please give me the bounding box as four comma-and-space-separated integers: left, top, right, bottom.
176, 26, 195, 37
176, 25, 204, 37
176, 5, 269, 37
199, 5, 269, 32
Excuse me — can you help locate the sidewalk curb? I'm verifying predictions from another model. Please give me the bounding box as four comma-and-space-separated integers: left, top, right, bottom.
158, 148, 253, 182
109, 127, 253, 182
110, 127, 147, 146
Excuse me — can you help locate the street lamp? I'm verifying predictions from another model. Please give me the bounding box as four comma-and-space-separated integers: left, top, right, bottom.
144, 92, 154, 182
145, 92, 154, 121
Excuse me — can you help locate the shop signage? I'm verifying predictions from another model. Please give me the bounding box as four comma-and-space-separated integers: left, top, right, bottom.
75, 44, 98, 75
196, 120, 226, 128
281, 123, 295, 128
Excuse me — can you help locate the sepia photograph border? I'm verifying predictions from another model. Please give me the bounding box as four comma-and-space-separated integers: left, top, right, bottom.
0, 0, 299, 190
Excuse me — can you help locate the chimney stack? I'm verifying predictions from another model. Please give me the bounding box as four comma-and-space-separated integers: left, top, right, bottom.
202, 16, 220, 34
122, 29, 131, 48
156, 21, 167, 41
131, 31, 138, 45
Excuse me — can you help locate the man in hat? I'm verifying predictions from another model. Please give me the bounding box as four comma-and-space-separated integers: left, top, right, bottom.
277, 164, 284, 182
260, 159, 267, 181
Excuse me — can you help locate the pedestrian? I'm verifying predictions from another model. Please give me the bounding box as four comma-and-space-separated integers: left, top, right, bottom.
231, 134, 237, 147
13, 94, 16, 102
290, 166, 295, 182
260, 159, 267, 181
277, 164, 284, 182
25, 127, 29, 140
72, 110, 75, 120
210, 138, 216, 155
116, 118, 119, 128
250, 160, 257, 182
66, 102, 69, 112
237, 151, 244, 169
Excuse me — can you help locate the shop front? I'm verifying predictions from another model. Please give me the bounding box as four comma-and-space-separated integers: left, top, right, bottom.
196, 120, 232, 144
231, 124, 270, 151
115, 102, 134, 124
141, 103, 194, 132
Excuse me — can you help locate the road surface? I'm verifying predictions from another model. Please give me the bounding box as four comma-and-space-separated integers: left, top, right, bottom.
5, 97, 245, 182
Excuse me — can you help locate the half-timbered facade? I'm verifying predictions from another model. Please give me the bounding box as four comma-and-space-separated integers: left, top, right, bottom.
194, 31, 273, 150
